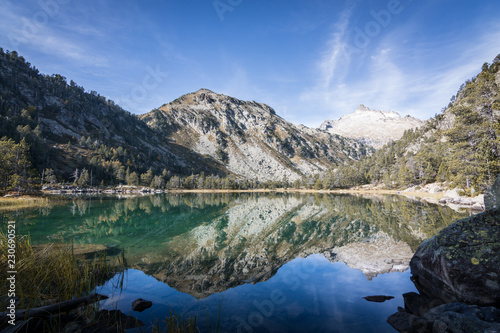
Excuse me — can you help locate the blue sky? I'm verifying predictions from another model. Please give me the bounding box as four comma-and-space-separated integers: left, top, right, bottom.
1, 0, 499, 127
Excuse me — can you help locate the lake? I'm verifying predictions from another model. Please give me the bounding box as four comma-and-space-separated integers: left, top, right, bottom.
1, 193, 468, 332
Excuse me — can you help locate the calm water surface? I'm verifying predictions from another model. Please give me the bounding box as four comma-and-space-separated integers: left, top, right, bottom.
1, 193, 467, 332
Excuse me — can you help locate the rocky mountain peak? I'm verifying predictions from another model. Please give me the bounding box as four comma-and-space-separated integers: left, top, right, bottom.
142, 90, 371, 181
320, 105, 423, 149
355, 104, 371, 112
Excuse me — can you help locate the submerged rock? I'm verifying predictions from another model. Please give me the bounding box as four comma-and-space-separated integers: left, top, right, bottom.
363, 295, 394, 303
410, 208, 500, 306
132, 298, 153, 312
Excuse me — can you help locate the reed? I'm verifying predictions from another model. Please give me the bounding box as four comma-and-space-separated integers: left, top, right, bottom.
0, 231, 117, 331
0, 195, 69, 211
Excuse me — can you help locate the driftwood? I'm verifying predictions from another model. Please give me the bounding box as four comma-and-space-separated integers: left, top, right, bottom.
0, 293, 108, 322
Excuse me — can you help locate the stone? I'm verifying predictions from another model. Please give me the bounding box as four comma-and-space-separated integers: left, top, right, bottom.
435, 310, 497, 333
389, 302, 500, 333
472, 202, 484, 211
131, 298, 153, 312
485, 174, 500, 210
403, 292, 433, 316
429, 186, 441, 194
443, 188, 461, 199
410, 208, 500, 306
387, 311, 422, 332
363, 295, 394, 303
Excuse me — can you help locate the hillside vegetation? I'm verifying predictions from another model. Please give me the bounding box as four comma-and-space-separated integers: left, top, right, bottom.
0, 48, 370, 192
324, 54, 500, 193
0, 48, 232, 192
1, 47, 499, 194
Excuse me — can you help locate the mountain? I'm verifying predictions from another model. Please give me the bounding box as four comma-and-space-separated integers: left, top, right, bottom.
53, 193, 459, 298
330, 54, 500, 192
319, 104, 423, 149
0, 49, 374, 186
0, 49, 231, 185
141, 89, 372, 181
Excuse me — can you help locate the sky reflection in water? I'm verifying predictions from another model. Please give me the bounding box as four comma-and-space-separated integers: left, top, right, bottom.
100, 254, 417, 333
2, 193, 468, 332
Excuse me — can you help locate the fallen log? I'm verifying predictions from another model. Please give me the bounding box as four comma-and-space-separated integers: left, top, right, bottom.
0, 293, 108, 323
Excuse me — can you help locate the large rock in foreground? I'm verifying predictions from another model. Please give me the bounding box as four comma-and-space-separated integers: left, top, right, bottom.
410, 208, 500, 306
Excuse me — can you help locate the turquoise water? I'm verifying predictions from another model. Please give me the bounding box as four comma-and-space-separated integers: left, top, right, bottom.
1, 193, 467, 332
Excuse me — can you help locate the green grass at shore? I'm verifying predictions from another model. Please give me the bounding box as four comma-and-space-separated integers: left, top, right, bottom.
0, 232, 120, 331
0, 195, 64, 211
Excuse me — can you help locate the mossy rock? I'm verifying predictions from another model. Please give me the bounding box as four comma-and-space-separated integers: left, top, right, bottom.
410, 208, 500, 306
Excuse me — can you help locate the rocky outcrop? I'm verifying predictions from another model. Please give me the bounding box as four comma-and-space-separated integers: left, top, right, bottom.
485, 174, 500, 209
319, 104, 423, 149
437, 189, 485, 211
410, 208, 500, 306
388, 176, 500, 332
388, 300, 500, 333
142, 89, 372, 181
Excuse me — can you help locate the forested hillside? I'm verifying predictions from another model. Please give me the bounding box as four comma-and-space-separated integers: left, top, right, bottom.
0, 48, 230, 191
1, 46, 498, 194
322, 54, 500, 193
0, 48, 369, 192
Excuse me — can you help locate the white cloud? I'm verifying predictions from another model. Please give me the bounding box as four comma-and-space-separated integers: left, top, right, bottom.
318, 9, 352, 90
300, 16, 500, 126
0, 1, 107, 66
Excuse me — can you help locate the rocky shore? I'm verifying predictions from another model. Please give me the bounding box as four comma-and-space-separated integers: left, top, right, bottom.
387, 176, 500, 332
41, 184, 167, 195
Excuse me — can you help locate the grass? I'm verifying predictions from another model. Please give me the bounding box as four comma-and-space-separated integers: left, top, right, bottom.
149, 311, 198, 333
146, 297, 225, 333
0, 231, 121, 331
0, 195, 68, 211
0, 232, 112, 309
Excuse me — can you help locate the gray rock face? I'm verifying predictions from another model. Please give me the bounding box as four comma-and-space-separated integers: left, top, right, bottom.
485, 174, 500, 210
142, 89, 372, 181
410, 208, 500, 306
319, 104, 423, 149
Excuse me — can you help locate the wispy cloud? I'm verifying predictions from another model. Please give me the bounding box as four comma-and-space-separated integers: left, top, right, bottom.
0, 1, 108, 66
317, 9, 352, 91
300, 15, 500, 125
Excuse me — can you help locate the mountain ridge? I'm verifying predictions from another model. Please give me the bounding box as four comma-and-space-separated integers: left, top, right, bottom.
320, 104, 423, 149
141, 89, 372, 181
327, 55, 500, 192
0, 49, 372, 187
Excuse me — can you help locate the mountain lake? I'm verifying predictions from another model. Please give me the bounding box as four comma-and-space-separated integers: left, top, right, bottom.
1, 193, 469, 332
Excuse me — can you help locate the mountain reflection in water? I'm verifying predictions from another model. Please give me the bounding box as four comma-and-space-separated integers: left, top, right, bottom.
5, 193, 467, 332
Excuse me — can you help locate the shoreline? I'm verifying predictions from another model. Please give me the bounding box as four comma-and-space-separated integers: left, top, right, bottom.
0, 195, 55, 211
0, 186, 482, 212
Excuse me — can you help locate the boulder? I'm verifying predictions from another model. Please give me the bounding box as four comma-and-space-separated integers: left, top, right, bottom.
410, 208, 500, 306
443, 188, 462, 199
387, 311, 423, 332
388, 302, 500, 333
132, 298, 153, 312
485, 174, 500, 210
402, 292, 443, 316
362, 295, 394, 303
